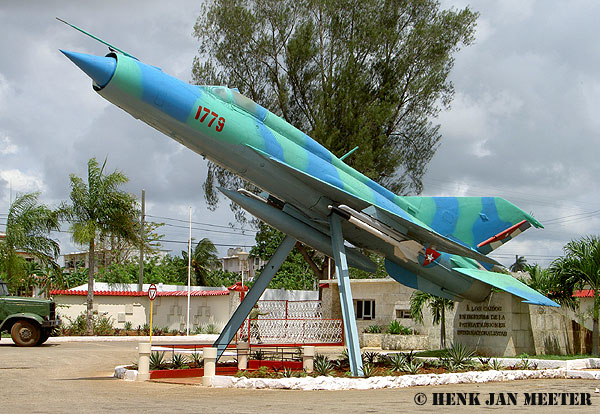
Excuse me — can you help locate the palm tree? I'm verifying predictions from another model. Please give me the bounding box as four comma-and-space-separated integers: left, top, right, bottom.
410, 291, 455, 348
0, 192, 61, 294
181, 238, 220, 286
510, 255, 528, 272
67, 158, 139, 335
550, 236, 600, 356
519, 264, 577, 309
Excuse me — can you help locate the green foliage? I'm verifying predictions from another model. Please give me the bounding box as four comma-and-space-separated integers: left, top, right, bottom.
251, 223, 317, 289
61, 312, 114, 336
364, 324, 383, 334
518, 264, 576, 309
171, 353, 188, 369
94, 314, 115, 335
195, 0, 478, 217
123, 321, 133, 331
386, 353, 407, 372
0, 192, 63, 294
149, 351, 167, 370
550, 235, 600, 355
410, 290, 454, 348
204, 269, 241, 287
403, 359, 424, 375
490, 359, 503, 370
361, 351, 380, 364
181, 238, 221, 286
443, 343, 475, 369
283, 367, 293, 378
348, 254, 389, 279
387, 320, 412, 335
66, 158, 139, 335
189, 352, 203, 367
313, 354, 333, 376
362, 362, 375, 378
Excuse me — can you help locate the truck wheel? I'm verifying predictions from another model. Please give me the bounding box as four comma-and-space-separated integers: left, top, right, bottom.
11, 320, 41, 347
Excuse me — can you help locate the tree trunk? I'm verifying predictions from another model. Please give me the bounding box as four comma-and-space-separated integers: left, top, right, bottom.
593, 289, 599, 356
86, 238, 95, 336
440, 307, 446, 349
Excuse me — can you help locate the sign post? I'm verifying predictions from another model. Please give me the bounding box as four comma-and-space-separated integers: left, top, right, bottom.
148, 284, 157, 344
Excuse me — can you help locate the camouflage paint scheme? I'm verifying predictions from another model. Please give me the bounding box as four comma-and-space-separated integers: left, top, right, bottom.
61, 50, 557, 307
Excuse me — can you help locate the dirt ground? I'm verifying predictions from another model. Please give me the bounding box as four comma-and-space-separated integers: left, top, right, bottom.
1, 339, 599, 413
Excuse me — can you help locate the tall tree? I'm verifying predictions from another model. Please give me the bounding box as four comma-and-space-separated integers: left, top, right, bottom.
67, 158, 139, 335
510, 255, 528, 272
0, 192, 61, 294
410, 291, 454, 348
550, 236, 600, 356
193, 0, 478, 215
181, 238, 221, 286
518, 264, 577, 309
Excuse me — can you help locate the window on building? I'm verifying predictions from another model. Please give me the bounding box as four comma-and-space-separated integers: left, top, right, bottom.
395, 309, 412, 319
356, 300, 375, 320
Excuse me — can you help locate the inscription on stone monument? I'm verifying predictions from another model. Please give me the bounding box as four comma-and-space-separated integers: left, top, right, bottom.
456, 304, 508, 337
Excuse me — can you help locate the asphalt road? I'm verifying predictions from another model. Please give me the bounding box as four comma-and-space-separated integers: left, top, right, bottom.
1, 339, 600, 413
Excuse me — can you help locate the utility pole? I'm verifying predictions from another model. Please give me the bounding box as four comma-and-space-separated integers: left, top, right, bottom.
138, 189, 145, 291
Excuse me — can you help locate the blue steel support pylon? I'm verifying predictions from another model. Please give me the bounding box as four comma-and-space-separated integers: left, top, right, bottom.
329, 213, 364, 377
213, 235, 296, 361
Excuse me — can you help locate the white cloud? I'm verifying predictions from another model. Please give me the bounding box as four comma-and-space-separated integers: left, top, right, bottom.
0, 134, 17, 155
0, 169, 46, 194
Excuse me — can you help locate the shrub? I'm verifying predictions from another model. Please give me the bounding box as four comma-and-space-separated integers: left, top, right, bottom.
362, 351, 380, 364
362, 362, 375, 378
364, 324, 383, 334
387, 320, 412, 335
189, 352, 203, 367
171, 353, 188, 369
314, 354, 333, 376
387, 353, 407, 372
149, 351, 166, 370
443, 343, 475, 369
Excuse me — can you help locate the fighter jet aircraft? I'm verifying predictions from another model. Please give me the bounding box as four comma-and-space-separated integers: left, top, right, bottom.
60, 19, 557, 374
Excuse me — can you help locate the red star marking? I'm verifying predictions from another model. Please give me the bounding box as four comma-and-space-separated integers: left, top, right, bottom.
422, 248, 440, 266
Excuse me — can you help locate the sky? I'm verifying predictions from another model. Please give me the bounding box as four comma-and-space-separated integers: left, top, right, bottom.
0, 1, 598, 267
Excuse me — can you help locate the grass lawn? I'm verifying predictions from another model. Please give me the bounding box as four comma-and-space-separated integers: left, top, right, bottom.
528, 354, 596, 360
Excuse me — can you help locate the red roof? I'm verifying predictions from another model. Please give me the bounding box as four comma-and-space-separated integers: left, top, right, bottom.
573, 289, 597, 298
50, 289, 229, 297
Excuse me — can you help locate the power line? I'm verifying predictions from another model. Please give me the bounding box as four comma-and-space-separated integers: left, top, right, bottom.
146, 214, 256, 232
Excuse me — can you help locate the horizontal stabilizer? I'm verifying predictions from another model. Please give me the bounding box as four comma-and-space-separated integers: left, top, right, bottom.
453, 268, 560, 307
477, 219, 532, 255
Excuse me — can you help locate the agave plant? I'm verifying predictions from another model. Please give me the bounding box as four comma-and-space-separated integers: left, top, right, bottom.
149, 351, 166, 370
313, 354, 333, 376
171, 353, 188, 369
445, 343, 475, 369
404, 359, 424, 375
387, 353, 407, 372
362, 362, 375, 378
283, 367, 293, 378
362, 351, 380, 364
490, 359, 504, 370
189, 352, 203, 367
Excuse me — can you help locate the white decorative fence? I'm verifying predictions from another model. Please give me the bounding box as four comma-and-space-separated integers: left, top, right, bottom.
237, 300, 342, 345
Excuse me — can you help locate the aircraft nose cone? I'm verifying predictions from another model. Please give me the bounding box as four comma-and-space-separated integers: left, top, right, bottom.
60, 50, 116, 88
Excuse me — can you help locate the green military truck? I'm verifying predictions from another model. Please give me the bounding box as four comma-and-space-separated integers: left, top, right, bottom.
0, 279, 61, 346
